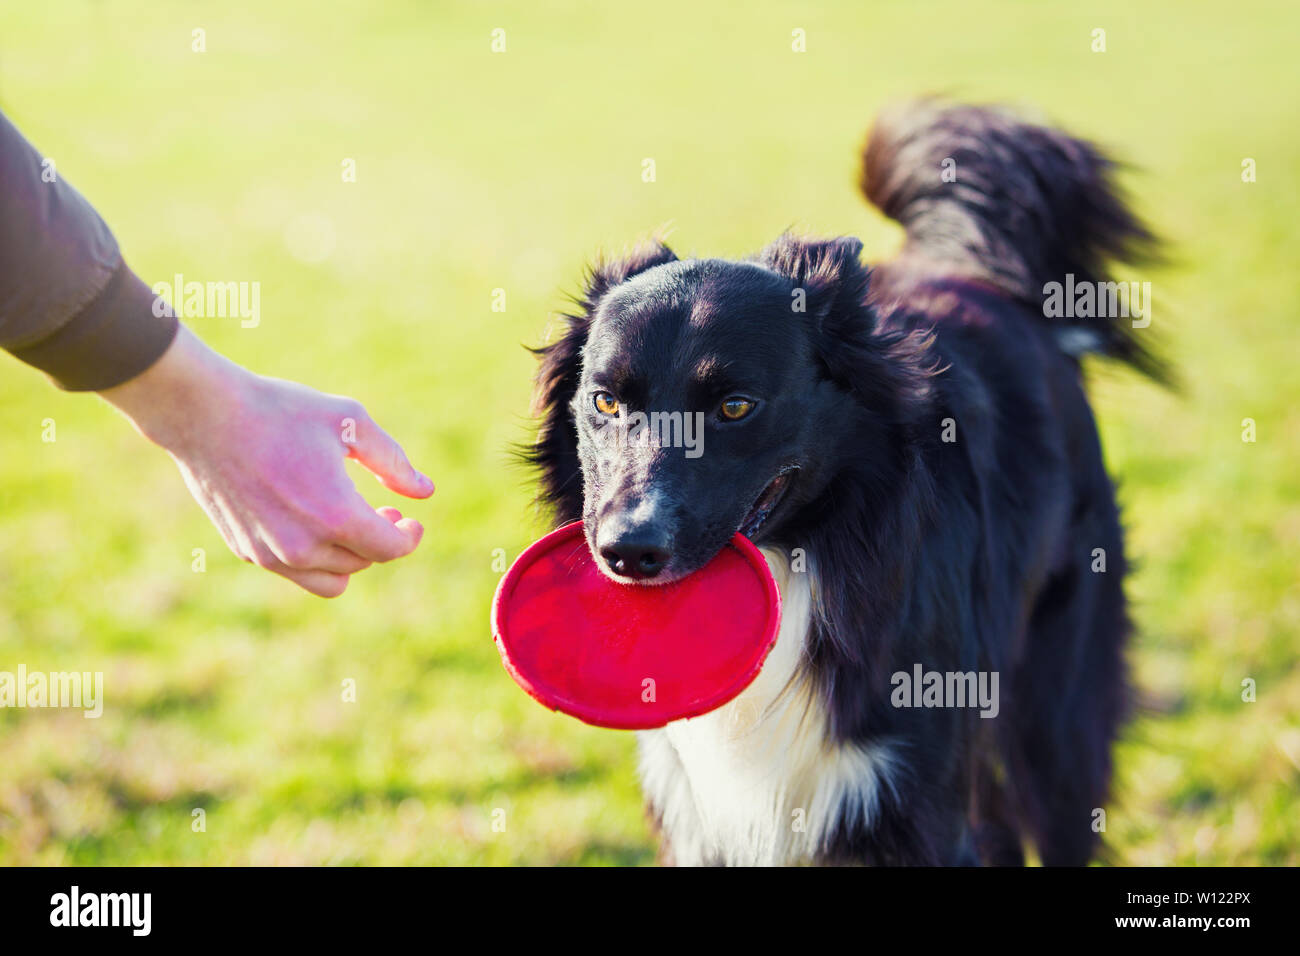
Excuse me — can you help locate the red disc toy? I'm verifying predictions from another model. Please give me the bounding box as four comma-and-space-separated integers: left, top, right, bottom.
491, 520, 782, 730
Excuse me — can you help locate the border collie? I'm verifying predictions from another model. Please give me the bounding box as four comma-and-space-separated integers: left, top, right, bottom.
526, 101, 1164, 865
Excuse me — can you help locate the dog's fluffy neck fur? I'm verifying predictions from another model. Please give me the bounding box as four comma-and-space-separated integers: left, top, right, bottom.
637, 548, 897, 866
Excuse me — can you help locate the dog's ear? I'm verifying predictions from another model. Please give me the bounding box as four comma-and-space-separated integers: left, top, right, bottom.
758, 233, 933, 413
760, 236, 942, 740
757, 234, 869, 326
524, 240, 678, 524
757, 235, 873, 377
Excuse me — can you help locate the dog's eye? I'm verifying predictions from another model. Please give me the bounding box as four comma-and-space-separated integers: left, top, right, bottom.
593, 392, 620, 416
719, 397, 756, 421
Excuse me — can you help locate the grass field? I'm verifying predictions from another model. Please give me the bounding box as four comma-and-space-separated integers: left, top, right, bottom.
0, 0, 1297, 865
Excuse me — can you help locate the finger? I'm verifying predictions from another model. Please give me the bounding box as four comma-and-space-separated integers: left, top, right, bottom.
346, 413, 435, 499
308, 545, 373, 576
244, 543, 353, 597
280, 566, 351, 598
326, 545, 373, 574
264, 535, 373, 575
334, 496, 424, 563
395, 516, 424, 548
376, 508, 424, 545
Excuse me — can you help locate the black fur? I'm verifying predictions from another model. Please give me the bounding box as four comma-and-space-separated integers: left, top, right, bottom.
524, 101, 1161, 865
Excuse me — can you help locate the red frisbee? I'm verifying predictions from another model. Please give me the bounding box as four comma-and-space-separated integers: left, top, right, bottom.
491, 521, 782, 730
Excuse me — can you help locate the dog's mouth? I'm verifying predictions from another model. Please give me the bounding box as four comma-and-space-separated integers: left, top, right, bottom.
739, 468, 797, 540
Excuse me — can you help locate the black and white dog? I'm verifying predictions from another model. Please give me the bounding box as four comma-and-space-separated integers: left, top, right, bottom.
526, 102, 1164, 865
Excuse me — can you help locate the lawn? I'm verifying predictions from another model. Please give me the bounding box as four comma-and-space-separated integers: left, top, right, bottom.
0, 0, 1296, 864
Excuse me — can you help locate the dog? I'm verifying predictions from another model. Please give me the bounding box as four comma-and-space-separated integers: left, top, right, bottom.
525, 101, 1164, 865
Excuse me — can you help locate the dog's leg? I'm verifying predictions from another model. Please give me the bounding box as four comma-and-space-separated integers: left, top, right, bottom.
636, 729, 710, 866
1006, 500, 1131, 866
970, 759, 1027, 866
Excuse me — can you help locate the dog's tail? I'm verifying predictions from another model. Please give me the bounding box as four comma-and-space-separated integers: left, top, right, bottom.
860, 100, 1167, 382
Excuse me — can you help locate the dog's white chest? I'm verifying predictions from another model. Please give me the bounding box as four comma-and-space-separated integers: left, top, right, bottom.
636, 549, 895, 865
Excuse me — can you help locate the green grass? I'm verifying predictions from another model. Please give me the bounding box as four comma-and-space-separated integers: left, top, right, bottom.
0, 0, 1296, 864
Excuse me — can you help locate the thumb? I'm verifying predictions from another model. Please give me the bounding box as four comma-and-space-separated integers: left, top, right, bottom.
346, 412, 435, 499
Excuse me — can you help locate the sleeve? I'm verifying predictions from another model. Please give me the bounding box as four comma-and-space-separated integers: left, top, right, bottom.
0, 109, 178, 391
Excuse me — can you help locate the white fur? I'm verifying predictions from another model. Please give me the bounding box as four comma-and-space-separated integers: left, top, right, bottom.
636, 548, 898, 865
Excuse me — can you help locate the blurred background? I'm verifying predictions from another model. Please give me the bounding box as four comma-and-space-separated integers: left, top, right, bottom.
0, 0, 1296, 864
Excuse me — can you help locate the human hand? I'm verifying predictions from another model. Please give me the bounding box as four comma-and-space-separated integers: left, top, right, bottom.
100, 326, 434, 597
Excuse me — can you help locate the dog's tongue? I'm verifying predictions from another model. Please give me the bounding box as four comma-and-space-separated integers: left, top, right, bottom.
491, 521, 782, 729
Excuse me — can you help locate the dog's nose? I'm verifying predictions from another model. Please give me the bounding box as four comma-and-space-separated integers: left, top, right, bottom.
599, 532, 672, 580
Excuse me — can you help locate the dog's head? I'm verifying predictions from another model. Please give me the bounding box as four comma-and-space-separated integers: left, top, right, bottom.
529, 234, 930, 584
